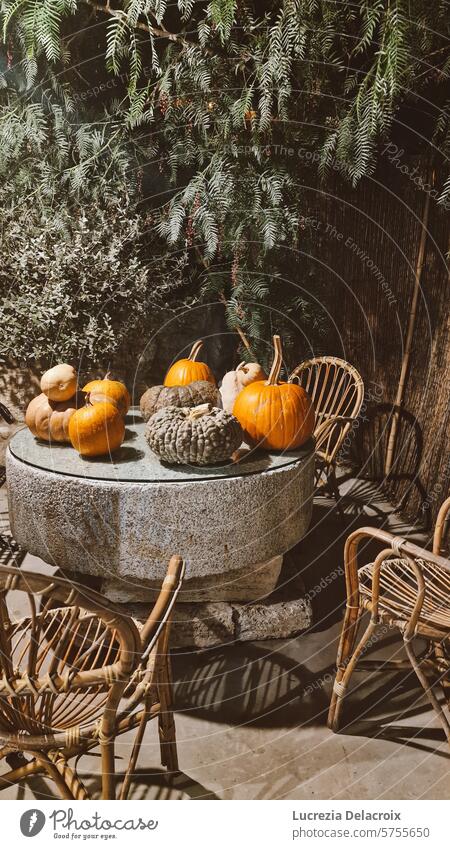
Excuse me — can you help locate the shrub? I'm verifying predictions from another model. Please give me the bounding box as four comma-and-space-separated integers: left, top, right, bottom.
0, 201, 189, 369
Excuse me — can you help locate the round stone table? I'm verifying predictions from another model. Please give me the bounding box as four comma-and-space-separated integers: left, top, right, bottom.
7, 410, 315, 646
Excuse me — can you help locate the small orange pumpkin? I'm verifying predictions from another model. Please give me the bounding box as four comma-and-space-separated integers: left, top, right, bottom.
164, 340, 216, 387
82, 373, 130, 416
69, 401, 125, 457
233, 335, 315, 450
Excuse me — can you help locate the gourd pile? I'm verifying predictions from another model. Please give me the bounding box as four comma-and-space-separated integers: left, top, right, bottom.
26, 364, 80, 444
25, 334, 315, 465
26, 366, 129, 458
142, 335, 315, 466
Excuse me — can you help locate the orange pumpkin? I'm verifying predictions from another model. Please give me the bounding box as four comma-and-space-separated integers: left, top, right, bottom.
232, 335, 315, 450
25, 393, 81, 443
69, 401, 125, 457
82, 373, 130, 416
164, 340, 216, 387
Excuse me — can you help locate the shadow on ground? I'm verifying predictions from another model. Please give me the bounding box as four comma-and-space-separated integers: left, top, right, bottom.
171, 487, 446, 756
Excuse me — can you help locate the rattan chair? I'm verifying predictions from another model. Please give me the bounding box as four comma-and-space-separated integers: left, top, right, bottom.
0, 403, 14, 428
0, 400, 13, 491
1, 402, 18, 558
328, 497, 450, 745
289, 357, 364, 516
0, 555, 185, 799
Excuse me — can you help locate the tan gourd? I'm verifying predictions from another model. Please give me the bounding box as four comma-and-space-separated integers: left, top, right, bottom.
25, 393, 81, 443
220, 361, 266, 412
40, 364, 77, 402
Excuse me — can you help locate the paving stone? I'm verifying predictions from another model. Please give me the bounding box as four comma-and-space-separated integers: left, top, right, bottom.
233, 596, 312, 642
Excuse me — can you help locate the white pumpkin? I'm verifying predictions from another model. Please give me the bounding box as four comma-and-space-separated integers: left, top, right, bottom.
219, 361, 266, 412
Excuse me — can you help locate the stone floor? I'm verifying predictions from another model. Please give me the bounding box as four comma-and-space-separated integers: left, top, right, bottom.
0, 473, 448, 800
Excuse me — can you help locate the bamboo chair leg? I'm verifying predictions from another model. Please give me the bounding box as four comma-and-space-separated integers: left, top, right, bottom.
49, 752, 89, 800
328, 601, 363, 730
158, 656, 179, 772
100, 688, 125, 800
328, 616, 377, 732
403, 638, 450, 747
39, 753, 76, 800
100, 736, 116, 800
434, 642, 450, 706
119, 698, 152, 800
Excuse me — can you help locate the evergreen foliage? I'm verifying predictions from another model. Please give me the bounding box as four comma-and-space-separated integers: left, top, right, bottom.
1, 1, 448, 363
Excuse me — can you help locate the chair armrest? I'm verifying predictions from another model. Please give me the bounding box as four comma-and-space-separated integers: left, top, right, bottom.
0, 402, 14, 425
433, 496, 450, 555
343, 527, 450, 624
346, 527, 450, 570
368, 547, 426, 638
314, 414, 355, 440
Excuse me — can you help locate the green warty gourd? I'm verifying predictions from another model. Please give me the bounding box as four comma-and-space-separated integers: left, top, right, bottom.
145, 404, 242, 465
140, 380, 220, 422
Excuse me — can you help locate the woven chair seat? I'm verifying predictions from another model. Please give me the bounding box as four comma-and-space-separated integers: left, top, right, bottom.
359, 558, 450, 636
0, 605, 154, 743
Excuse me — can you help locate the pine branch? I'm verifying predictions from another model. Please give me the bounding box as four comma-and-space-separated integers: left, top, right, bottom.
218, 292, 254, 355
81, 0, 211, 54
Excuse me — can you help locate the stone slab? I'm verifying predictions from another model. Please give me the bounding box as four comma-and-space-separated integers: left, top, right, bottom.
7, 411, 314, 602
129, 593, 313, 649
127, 550, 313, 649
233, 597, 312, 642
161, 602, 236, 650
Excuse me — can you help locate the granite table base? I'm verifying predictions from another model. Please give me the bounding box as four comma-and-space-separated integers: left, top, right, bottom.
52, 550, 313, 648
130, 556, 313, 649
57, 558, 313, 649
98, 554, 284, 603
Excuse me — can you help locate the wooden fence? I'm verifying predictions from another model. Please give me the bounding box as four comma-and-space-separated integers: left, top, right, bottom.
302, 155, 449, 527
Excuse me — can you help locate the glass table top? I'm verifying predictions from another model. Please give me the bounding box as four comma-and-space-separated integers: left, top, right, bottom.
9, 408, 314, 484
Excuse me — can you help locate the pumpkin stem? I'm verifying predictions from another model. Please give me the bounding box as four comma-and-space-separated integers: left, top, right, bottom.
188, 403, 212, 419
266, 335, 283, 385
188, 340, 203, 361
104, 371, 111, 381
236, 361, 247, 372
